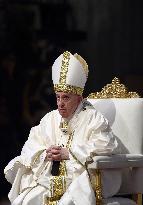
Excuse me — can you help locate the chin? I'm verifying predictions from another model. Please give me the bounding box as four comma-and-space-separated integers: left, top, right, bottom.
61, 114, 69, 118
59, 111, 68, 118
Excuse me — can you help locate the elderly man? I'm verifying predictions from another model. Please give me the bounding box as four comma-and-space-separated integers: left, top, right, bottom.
4, 51, 118, 205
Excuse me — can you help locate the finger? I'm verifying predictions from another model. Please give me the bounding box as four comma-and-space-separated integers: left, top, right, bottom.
60, 148, 69, 160
52, 145, 61, 150
46, 150, 52, 155
46, 145, 56, 152
46, 148, 52, 153
52, 154, 61, 161
51, 149, 61, 155
47, 157, 53, 161
47, 152, 52, 158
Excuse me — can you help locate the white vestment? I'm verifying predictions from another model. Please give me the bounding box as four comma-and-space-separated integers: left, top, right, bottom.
4, 100, 119, 205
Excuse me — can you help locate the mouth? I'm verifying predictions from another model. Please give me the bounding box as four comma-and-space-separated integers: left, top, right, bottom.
59, 109, 66, 112
58, 109, 68, 117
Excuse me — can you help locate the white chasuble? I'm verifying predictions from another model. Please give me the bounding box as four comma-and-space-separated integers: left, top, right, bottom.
4, 100, 119, 205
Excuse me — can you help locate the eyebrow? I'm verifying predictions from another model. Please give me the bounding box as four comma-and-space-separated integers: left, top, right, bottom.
56, 94, 70, 98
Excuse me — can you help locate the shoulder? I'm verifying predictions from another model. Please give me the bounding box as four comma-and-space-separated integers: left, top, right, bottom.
82, 99, 97, 116
83, 99, 106, 116
29, 109, 60, 138
40, 109, 59, 124
30, 109, 59, 131
82, 100, 109, 127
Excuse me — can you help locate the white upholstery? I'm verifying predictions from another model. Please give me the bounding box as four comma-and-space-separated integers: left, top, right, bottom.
89, 154, 143, 169
119, 167, 143, 194
103, 197, 137, 205
88, 98, 143, 154
88, 98, 143, 204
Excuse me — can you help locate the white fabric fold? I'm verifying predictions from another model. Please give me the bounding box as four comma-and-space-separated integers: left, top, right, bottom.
59, 171, 96, 205
4, 100, 119, 205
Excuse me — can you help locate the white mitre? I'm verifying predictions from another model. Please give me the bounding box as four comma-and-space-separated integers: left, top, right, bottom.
52, 51, 88, 96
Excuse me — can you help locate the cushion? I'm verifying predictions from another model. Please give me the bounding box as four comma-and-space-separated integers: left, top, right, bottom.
103, 197, 137, 205
88, 98, 143, 195
88, 98, 143, 154
88, 154, 143, 169
119, 167, 143, 194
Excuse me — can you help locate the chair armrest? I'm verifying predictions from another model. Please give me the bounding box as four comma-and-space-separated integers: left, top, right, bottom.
88, 154, 143, 197
88, 154, 143, 169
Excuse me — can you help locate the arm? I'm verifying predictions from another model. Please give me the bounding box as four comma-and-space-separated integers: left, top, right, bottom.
46, 145, 69, 161
4, 125, 47, 184
21, 125, 47, 167
70, 111, 118, 166
4, 111, 54, 183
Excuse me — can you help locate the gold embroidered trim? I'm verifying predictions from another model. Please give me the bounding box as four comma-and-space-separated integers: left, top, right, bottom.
54, 51, 84, 95
54, 84, 83, 95
59, 161, 67, 176
88, 77, 140, 99
46, 201, 57, 205
59, 121, 68, 130
58, 130, 75, 177
31, 150, 45, 166
89, 169, 102, 205
66, 131, 74, 149
45, 176, 66, 204
46, 130, 75, 204
59, 51, 70, 84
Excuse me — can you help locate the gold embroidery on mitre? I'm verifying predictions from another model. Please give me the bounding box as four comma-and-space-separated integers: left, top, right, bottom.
59, 51, 70, 85
54, 84, 83, 95
54, 51, 87, 96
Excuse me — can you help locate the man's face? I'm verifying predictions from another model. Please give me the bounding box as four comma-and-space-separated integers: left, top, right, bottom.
56, 92, 82, 118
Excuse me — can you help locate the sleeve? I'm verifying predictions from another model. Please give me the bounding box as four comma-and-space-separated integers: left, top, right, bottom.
21, 124, 47, 167
4, 125, 47, 184
70, 111, 118, 165
4, 112, 53, 184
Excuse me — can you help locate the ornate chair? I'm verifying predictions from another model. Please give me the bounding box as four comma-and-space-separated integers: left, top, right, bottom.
87, 78, 143, 205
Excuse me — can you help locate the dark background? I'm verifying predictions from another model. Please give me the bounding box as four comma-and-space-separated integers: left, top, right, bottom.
0, 0, 143, 203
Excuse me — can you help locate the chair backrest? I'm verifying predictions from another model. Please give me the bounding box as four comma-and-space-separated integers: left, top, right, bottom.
87, 78, 143, 201
87, 78, 143, 155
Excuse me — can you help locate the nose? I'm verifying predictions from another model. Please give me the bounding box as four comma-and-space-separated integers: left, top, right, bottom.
57, 98, 64, 107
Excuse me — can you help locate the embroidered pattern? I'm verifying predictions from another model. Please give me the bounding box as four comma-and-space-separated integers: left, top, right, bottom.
45, 123, 74, 204
53, 51, 84, 95
59, 51, 70, 84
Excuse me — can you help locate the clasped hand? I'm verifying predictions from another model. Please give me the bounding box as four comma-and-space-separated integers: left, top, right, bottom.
46, 145, 69, 161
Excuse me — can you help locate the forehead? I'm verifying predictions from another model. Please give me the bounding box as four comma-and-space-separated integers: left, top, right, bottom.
56, 92, 76, 98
